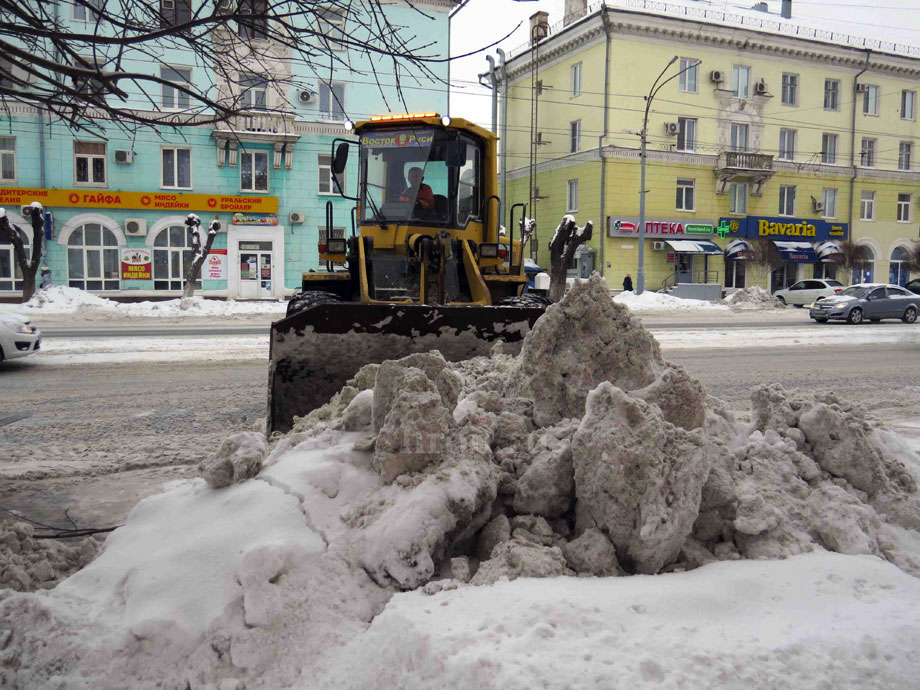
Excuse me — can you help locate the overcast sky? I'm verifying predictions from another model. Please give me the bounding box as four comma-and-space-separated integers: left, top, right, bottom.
448, 0, 920, 128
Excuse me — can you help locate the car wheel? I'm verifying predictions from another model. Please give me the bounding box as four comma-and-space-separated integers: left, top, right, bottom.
847, 307, 863, 325
814, 317, 828, 323
903, 306, 917, 324
776, 296, 786, 306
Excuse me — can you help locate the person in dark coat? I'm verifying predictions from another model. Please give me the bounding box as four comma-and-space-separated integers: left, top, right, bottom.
622, 273, 634, 292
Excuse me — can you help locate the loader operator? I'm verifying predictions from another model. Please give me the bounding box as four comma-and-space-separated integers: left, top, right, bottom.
397, 166, 434, 213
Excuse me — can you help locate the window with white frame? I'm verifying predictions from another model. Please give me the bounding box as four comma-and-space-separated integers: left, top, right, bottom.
676, 178, 695, 211
824, 79, 839, 110
72, 58, 106, 103
778, 185, 796, 216
159, 0, 191, 27
0, 136, 15, 182
239, 72, 268, 109
860, 137, 876, 167
732, 65, 750, 98
73, 0, 104, 21
161, 66, 191, 110
902, 90, 916, 120
677, 117, 696, 152
900, 142, 912, 171
0, 228, 28, 291
566, 179, 578, 212
317, 7, 346, 51
822, 188, 837, 218
821, 133, 837, 164
860, 190, 875, 220
240, 149, 269, 192
862, 85, 879, 115
570, 120, 581, 153
318, 154, 345, 194
153, 225, 200, 291
781, 73, 798, 105
571, 62, 582, 97
67, 223, 119, 291
162, 147, 191, 189
778, 129, 796, 161
319, 82, 345, 120
238, 0, 268, 39
729, 182, 747, 214
730, 122, 748, 152
74, 141, 106, 186
679, 58, 698, 93
898, 193, 912, 222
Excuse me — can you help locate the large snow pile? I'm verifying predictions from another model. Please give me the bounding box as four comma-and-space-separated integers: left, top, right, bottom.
614, 289, 729, 312
0, 523, 98, 591
3, 274, 920, 689
17, 286, 287, 317
722, 285, 784, 311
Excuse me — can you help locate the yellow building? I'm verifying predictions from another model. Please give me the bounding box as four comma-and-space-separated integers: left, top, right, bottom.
500, 0, 920, 292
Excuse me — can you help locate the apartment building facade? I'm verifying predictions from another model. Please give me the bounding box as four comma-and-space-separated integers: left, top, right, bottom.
0, 0, 453, 299
501, 0, 920, 292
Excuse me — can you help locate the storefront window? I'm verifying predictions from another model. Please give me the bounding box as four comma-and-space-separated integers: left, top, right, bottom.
67, 223, 120, 291
0, 228, 28, 291
889, 246, 910, 287
153, 225, 201, 291
724, 259, 745, 289
813, 263, 837, 281
852, 246, 874, 284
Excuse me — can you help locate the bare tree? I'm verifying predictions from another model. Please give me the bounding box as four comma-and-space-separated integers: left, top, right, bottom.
746, 238, 781, 290
836, 239, 872, 285
0, 1, 508, 134
906, 239, 920, 276
548, 214, 592, 302
0, 203, 45, 302
182, 214, 220, 298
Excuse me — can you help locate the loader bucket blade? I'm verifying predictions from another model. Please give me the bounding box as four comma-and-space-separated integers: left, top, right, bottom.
268, 303, 544, 434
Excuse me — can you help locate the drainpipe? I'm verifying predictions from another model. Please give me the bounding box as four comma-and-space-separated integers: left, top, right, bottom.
598, 9, 612, 279
497, 48, 508, 229
848, 51, 871, 237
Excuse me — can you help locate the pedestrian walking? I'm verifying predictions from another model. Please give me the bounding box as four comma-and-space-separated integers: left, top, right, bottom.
622, 273, 633, 292
40, 266, 52, 290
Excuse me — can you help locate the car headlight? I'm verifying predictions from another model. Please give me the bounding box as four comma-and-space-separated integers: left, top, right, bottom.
15, 324, 35, 334
831, 302, 849, 308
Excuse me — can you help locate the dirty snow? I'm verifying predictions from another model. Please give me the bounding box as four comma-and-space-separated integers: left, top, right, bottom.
614, 289, 730, 312
722, 285, 783, 311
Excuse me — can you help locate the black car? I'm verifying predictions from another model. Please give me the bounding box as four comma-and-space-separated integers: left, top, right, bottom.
905, 278, 920, 295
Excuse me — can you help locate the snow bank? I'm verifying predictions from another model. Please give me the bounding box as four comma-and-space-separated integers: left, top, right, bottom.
722, 285, 784, 311
614, 289, 730, 312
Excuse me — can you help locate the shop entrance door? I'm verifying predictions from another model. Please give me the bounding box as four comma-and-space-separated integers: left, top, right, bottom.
239, 241, 273, 298
675, 254, 693, 283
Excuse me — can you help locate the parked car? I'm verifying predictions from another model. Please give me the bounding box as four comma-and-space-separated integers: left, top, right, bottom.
905, 278, 920, 295
809, 283, 920, 324
773, 278, 844, 307
0, 311, 41, 361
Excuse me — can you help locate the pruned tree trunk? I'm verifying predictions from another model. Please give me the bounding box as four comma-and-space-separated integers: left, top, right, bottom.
748, 238, 781, 290
0, 204, 45, 302
182, 215, 221, 299
548, 215, 594, 303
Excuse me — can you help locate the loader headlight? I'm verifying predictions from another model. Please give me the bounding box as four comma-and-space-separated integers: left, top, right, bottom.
479, 243, 499, 258
441, 116, 452, 127
326, 238, 347, 254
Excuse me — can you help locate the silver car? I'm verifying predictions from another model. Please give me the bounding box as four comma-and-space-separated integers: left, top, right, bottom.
0, 311, 41, 361
809, 283, 920, 324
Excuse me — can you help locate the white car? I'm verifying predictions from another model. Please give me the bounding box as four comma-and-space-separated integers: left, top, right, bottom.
773, 279, 844, 307
0, 311, 41, 362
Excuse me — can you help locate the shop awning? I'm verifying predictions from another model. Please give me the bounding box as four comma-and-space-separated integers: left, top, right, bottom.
724, 238, 753, 260
772, 240, 817, 263
814, 241, 843, 263
665, 239, 723, 254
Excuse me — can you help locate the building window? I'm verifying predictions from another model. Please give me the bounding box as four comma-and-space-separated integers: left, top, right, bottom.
898, 193, 912, 222
890, 246, 910, 286
74, 141, 106, 186
318, 154, 345, 194
900, 142, 912, 171
821, 133, 837, 164
240, 150, 269, 192
0, 136, 15, 182
162, 147, 192, 189
778, 185, 796, 216
729, 182, 747, 214
778, 129, 796, 161
239, 72, 267, 110
822, 188, 837, 219
730, 123, 748, 152
902, 90, 916, 120
72, 59, 106, 103
677, 117, 696, 152
73, 0, 104, 21
159, 0, 191, 27
676, 178, 695, 211
824, 79, 839, 110
732, 65, 750, 99
566, 179, 578, 212
161, 66, 191, 110
781, 73, 798, 105
569, 120, 581, 153
0, 228, 28, 291
238, 0, 268, 39
860, 138, 876, 167
860, 190, 875, 220
571, 62, 582, 97
319, 82, 345, 120
862, 85, 879, 115
153, 225, 200, 292
679, 57, 698, 93
67, 224, 120, 291
317, 7, 346, 50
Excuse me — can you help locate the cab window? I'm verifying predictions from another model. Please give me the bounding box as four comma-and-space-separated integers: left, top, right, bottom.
457, 143, 480, 227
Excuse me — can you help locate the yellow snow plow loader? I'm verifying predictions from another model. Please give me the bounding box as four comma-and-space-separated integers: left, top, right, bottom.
268, 114, 548, 433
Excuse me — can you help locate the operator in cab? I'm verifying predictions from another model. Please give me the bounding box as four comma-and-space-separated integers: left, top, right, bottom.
397, 166, 434, 212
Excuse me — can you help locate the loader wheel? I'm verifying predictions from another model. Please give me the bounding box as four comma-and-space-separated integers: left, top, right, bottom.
286, 290, 342, 317
495, 294, 552, 309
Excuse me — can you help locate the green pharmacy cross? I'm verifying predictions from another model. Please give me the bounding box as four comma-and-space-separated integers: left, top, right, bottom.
716, 220, 732, 239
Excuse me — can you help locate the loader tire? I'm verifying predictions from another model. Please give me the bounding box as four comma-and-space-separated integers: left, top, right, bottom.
495, 294, 552, 308
286, 290, 342, 317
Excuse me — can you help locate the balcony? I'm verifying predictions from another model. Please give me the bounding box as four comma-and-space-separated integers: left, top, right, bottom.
211, 111, 300, 170
715, 151, 774, 196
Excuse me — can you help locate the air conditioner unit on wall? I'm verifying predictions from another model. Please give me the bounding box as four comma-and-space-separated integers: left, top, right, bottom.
298, 90, 314, 104
856, 83, 869, 93
664, 122, 679, 135
812, 200, 825, 212
20, 205, 35, 218
289, 211, 305, 224
115, 149, 133, 164
710, 70, 724, 84
755, 79, 768, 95
124, 218, 147, 236
652, 241, 667, 251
